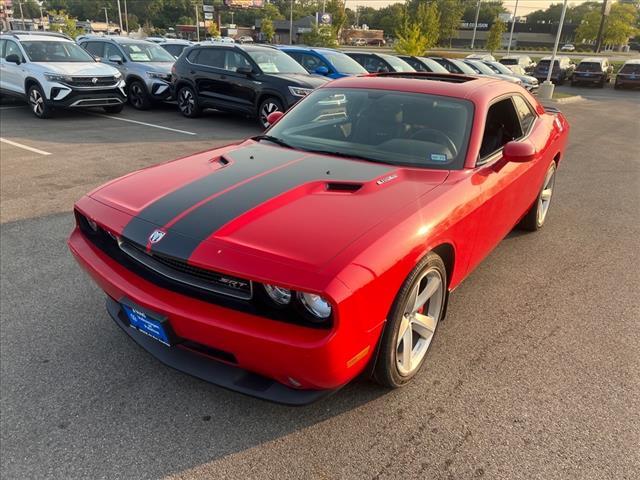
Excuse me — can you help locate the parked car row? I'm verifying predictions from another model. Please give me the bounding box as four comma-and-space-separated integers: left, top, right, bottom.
2, 31, 637, 122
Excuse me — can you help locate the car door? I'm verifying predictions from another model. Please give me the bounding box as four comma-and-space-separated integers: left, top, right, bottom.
189, 47, 226, 106
220, 49, 257, 113
0, 39, 26, 94
466, 95, 549, 272
300, 52, 332, 76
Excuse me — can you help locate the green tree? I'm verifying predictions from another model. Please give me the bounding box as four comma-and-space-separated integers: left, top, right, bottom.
326, 0, 347, 41
576, 3, 639, 46
462, 0, 506, 24
48, 10, 82, 38
261, 17, 276, 43
302, 24, 338, 48
436, 0, 464, 47
416, 1, 440, 49
486, 18, 506, 53
208, 21, 220, 38
394, 22, 428, 55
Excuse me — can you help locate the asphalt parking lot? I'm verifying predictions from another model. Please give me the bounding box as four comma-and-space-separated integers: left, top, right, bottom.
1, 88, 639, 479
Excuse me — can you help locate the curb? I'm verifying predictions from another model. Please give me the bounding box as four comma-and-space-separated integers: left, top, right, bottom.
550, 95, 585, 104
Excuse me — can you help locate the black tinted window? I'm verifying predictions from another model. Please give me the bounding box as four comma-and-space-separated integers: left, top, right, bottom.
620, 63, 640, 74
186, 49, 199, 62
195, 48, 225, 68
480, 98, 523, 158
577, 62, 603, 72
163, 44, 187, 58
83, 42, 104, 58
225, 51, 251, 71
512, 96, 536, 133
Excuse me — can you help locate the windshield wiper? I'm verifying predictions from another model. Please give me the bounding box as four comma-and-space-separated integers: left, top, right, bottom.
252, 135, 293, 149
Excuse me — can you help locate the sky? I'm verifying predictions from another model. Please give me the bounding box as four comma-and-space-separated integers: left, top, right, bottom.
345, 1, 592, 15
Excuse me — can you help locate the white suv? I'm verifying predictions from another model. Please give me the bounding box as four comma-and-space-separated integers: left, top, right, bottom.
0, 31, 126, 118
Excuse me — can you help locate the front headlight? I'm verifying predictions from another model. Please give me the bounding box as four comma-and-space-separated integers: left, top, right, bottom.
264, 284, 292, 305
44, 72, 73, 83
146, 71, 171, 81
113, 71, 122, 79
298, 292, 332, 319
288, 86, 314, 97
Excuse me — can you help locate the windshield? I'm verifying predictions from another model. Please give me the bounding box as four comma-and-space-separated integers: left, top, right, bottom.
266, 88, 473, 170
417, 57, 448, 73
322, 51, 367, 74
382, 55, 415, 72
466, 60, 495, 75
577, 62, 602, 72
120, 42, 175, 62
500, 58, 518, 66
620, 63, 640, 74
449, 59, 477, 75
486, 62, 511, 75
22, 41, 95, 62
247, 49, 308, 74
538, 60, 559, 68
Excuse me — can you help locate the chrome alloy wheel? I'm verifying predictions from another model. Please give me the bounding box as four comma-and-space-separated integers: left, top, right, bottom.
260, 101, 280, 128
396, 268, 444, 376
178, 88, 194, 116
29, 88, 44, 117
537, 164, 556, 226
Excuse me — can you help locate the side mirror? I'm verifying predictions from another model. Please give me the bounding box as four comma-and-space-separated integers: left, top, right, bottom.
503, 140, 536, 163
108, 55, 124, 64
236, 65, 253, 75
314, 66, 329, 76
5, 54, 21, 65
266, 111, 283, 127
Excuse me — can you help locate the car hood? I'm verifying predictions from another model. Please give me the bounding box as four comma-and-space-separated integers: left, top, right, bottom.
137, 62, 173, 73
90, 142, 448, 271
34, 62, 120, 76
265, 73, 330, 88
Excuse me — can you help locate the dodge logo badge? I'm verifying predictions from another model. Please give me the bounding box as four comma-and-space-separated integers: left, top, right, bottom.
148, 229, 166, 244
91, 77, 98, 84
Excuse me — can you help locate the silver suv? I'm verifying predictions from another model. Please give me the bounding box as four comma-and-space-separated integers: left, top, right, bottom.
78, 37, 174, 110
0, 31, 126, 118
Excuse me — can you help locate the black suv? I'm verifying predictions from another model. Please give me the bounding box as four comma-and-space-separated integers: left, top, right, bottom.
172, 44, 328, 127
571, 57, 612, 87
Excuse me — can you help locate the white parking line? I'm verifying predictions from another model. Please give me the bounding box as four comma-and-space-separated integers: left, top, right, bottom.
0, 106, 25, 110
0, 137, 52, 156
93, 114, 197, 135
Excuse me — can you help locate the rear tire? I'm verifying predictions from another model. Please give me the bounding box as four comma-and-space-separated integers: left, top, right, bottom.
28, 84, 53, 119
519, 162, 557, 231
258, 97, 283, 129
177, 85, 201, 118
103, 104, 124, 113
128, 80, 151, 110
373, 252, 447, 388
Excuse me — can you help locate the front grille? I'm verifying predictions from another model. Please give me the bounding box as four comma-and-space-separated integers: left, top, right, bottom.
119, 240, 253, 300
67, 76, 119, 88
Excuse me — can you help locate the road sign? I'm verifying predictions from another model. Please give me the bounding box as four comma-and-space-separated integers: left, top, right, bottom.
202, 4, 214, 13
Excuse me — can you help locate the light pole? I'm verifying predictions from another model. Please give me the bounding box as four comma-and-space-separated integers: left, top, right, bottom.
104, 7, 109, 35
124, 0, 129, 33
18, 1, 26, 30
539, 0, 568, 100
195, 2, 200, 42
470, 0, 481, 50
289, 0, 293, 45
117, 0, 123, 33
506, 0, 519, 55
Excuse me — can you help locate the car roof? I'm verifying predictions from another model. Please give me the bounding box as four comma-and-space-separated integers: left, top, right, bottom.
623, 59, 640, 65
540, 55, 568, 61
501, 54, 528, 59
1, 32, 72, 42
579, 57, 606, 63
325, 73, 514, 101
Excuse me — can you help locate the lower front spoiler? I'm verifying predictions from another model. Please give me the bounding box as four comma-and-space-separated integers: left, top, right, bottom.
106, 297, 337, 406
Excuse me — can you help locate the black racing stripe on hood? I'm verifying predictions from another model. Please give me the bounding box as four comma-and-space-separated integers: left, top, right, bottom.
150, 155, 393, 260
121, 145, 304, 247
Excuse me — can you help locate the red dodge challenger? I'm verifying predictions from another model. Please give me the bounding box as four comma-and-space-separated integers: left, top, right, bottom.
69, 73, 569, 404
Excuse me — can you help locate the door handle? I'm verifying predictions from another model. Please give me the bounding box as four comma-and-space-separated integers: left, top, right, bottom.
190, 70, 196, 74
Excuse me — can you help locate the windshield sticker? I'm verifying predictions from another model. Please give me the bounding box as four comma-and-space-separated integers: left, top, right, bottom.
430, 153, 448, 162
130, 53, 151, 61
258, 62, 278, 73
129, 45, 142, 52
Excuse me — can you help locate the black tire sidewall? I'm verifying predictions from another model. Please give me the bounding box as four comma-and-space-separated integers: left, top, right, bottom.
374, 252, 447, 388
128, 81, 150, 110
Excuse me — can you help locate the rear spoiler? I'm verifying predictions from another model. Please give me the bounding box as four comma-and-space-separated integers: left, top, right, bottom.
542, 105, 561, 115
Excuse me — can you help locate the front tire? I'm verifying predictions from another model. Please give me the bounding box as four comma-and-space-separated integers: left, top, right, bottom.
373, 252, 447, 388
177, 85, 201, 118
28, 85, 53, 118
258, 97, 283, 129
128, 80, 151, 110
519, 162, 557, 231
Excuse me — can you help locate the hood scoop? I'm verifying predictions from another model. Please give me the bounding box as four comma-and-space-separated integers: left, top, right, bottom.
325, 182, 362, 193
210, 155, 231, 166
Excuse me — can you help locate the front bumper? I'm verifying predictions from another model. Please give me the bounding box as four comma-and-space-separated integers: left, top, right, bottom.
615, 76, 640, 88
68, 224, 380, 403
148, 80, 172, 100
572, 74, 605, 84
48, 87, 127, 108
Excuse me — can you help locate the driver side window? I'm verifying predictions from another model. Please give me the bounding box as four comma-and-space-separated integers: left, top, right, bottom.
4, 40, 22, 61
479, 98, 523, 160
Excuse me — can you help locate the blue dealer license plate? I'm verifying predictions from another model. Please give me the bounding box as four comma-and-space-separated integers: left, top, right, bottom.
122, 304, 171, 346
